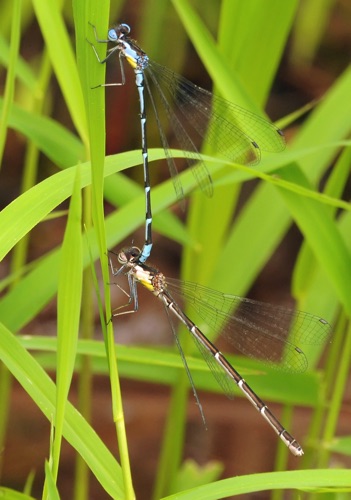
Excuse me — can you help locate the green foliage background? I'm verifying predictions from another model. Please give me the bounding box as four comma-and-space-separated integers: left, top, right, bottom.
0, 0, 350, 498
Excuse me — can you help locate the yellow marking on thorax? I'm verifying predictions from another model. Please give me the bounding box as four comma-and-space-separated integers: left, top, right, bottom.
135, 266, 154, 291
139, 278, 154, 291
125, 55, 137, 69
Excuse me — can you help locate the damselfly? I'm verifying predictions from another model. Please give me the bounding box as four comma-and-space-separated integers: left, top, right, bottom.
111, 246, 331, 456
88, 23, 285, 264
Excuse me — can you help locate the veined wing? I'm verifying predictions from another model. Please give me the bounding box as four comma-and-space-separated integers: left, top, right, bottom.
166, 278, 331, 373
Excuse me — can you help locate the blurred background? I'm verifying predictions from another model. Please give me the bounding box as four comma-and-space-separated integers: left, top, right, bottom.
0, 0, 350, 498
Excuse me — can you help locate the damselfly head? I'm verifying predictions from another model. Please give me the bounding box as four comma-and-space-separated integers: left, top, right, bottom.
118, 246, 141, 265
109, 23, 131, 43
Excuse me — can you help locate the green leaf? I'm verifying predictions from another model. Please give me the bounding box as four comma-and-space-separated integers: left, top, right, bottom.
170, 459, 224, 494
0, 98, 85, 167
0, 488, 35, 500
163, 469, 351, 499
0, 323, 124, 498
53, 167, 83, 479
218, 0, 298, 104
44, 461, 60, 500
328, 435, 351, 456
32, 0, 88, 144
19, 336, 326, 408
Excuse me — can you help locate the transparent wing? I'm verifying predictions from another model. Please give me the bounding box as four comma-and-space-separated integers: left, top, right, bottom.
145, 66, 213, 198
144, 72, 187, 201
163, 288, 236, 400
145, 60, 285, 200
190, 328, 236, 399
162, 296, 209, 423
148, 60, 285, 160
166, 278, 332, 374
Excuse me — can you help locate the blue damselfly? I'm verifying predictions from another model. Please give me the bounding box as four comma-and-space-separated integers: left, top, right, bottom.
88, 23, 285, 264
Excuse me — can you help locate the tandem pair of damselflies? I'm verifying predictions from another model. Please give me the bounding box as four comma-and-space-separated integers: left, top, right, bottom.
88, 23, 331, 455
87, 22, 285, 264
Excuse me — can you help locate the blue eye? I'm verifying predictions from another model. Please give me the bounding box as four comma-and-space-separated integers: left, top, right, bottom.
108, 29, 117, 41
